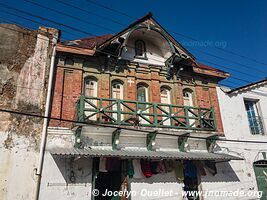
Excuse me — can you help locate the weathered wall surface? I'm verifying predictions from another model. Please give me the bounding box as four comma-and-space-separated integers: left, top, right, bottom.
0, 24, 58, 200
50, 54, 224, 133
215, 86, 267, 199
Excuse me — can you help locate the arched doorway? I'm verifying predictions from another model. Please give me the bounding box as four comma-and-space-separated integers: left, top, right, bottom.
183, 89, 195, 127
137, 83, 149, 124
111, 80, 124, 121
84, 77, 98, 120
160, 86, 171, 125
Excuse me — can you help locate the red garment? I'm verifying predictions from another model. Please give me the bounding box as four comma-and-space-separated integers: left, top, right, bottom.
141, 160, 153, 178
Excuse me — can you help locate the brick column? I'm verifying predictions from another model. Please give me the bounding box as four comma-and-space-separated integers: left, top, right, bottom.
209, 87, 224, 134
50, 67, 82, 128
50, 67, 63, 127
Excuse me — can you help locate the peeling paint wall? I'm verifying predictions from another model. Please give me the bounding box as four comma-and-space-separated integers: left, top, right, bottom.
209, 86, 267, 200
0, 24, 58, 200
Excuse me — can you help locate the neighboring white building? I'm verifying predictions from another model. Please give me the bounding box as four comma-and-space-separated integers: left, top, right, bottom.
0, 24, 59, 200
216, 79, 267, 200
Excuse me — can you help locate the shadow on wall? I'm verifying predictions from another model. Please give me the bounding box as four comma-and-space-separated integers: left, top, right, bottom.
52, 155, 92, 184
201, 162, 240, 182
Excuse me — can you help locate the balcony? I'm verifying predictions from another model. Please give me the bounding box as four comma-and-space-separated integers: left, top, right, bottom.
76, 95, 217, 131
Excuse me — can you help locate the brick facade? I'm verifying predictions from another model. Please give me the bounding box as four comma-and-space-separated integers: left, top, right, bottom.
50, 55, 224, 133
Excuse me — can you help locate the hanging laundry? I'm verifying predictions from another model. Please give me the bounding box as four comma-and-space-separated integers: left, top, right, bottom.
174, 160, 184, 182
164, 160, 174, 172
132, 159, 145, 179
184, 160, 197, 178
204, 160, 217, 175
193, 161, 206, 176
141, 159, 153, 178
127, 160, 134, 178
99, 157, 107, 172
106, 158, 121, 172
150, 161, 159, 174
156, 160, 166, 174
120, 177, 129, 200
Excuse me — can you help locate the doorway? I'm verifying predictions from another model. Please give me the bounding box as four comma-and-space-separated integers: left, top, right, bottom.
253, 160, 267, 199
183, 89, 195, 127
93, 158, 128, 200
160, 87, 171, 125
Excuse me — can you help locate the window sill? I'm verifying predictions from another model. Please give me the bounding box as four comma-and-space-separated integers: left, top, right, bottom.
134, 56, 148, 60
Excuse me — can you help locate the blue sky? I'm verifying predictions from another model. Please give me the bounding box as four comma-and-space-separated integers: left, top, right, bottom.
1, 0, 267, 88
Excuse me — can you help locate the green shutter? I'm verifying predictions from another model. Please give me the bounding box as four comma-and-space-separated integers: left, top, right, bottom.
253, 160, 267, 200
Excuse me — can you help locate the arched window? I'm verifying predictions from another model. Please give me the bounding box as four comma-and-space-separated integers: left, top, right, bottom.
135, 40, 146, 58
160, 87, 171, 104
84, 77, 98, 120
183, 88, 195, 127
160, 86, 171, 125
183, 89, 193, 107
112, 80, 123, 99
84, 77, 97, 97
137, 83, 149, 124
137, 84, 149, 109
112, 80, 124, 120
137, 84, 148, 104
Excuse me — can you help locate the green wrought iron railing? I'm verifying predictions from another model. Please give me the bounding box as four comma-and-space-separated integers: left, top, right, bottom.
76, 95, 217, 131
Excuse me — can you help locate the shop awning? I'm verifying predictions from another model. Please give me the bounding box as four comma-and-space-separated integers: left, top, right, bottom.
49, 148, 243, 161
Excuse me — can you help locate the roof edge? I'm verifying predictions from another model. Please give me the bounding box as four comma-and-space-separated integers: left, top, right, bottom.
56, 43, 95, 56
227, 78, 267, 94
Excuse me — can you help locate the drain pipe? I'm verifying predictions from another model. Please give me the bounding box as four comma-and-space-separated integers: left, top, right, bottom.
34, 38, 57, 200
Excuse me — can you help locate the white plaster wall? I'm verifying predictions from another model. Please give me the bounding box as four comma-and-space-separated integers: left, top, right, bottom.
121, 32, 172, 66
45, 128, 191, 200
200, 159, 259, 200
0, 132, 39, 200
217, 86, 267, 140
214, 86, 267, 199
39, 153, 92, 200
0, 31, 59, 200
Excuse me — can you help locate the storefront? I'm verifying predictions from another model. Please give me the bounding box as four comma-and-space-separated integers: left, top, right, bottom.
49, 146, 242, 200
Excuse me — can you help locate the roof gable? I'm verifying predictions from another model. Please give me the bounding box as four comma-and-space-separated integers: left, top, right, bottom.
97, 12, 195, 59
56, 13, 229, 80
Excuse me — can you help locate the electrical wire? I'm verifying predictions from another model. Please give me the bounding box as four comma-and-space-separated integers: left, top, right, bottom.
0, 21, 267, 141
1, 18, 267, 95
12, 0, 267, 80
0, 3, 265, 84
84, 0, 267, 66
0, 108, 267, 144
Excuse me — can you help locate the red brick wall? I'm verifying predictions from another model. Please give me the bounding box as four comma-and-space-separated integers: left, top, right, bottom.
50, 67, 82, 127
194, 85, 223, 133
209, 87, 224, 133
50, 67, 63, 126
49, 64, 224, 134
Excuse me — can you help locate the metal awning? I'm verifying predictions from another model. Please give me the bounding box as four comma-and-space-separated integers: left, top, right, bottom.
49, 148, 243, 161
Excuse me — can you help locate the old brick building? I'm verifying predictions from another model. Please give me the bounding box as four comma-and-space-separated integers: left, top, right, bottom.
50, 13, 227, 133
43, 13, 243, 200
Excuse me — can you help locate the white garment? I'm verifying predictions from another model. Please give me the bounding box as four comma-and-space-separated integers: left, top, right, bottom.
99, 157, 107, 172
132, 159, 145, 179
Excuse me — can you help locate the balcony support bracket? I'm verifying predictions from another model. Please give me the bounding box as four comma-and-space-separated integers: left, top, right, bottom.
206, 135, 218, 153
147, 131, 158, 151
112, 128, 121, 150
178, 133, 190, 152
74, 126, 83, 148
